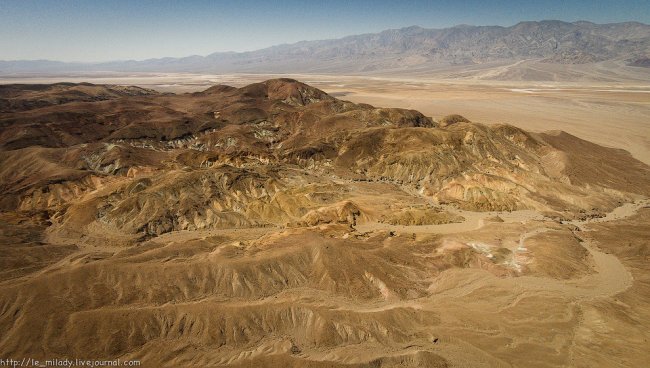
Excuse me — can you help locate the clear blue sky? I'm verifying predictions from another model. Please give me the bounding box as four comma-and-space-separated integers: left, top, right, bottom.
1, 0, 648, 62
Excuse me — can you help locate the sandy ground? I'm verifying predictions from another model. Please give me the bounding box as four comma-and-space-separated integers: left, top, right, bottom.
2, 72, 648, 164
326, 81, 650, 166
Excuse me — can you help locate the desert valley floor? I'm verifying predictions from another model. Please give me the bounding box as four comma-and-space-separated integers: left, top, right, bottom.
0, 75, 649, 367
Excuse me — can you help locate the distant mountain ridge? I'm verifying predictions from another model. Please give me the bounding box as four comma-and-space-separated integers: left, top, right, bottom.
1, 20, 649, 78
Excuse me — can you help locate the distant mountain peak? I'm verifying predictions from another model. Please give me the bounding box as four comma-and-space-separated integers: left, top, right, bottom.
1, 20, 649, 82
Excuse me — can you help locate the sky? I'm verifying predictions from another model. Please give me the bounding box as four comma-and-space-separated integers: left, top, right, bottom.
1, 0, 648, 62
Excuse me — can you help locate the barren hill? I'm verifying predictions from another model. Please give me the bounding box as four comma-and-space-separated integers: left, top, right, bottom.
1, 79, 650, 367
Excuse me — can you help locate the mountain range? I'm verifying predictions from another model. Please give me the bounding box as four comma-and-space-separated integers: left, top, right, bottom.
2, 20, 649, 80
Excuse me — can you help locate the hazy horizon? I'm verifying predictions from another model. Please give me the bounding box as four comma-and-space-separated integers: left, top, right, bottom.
1, 0, 649, 63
